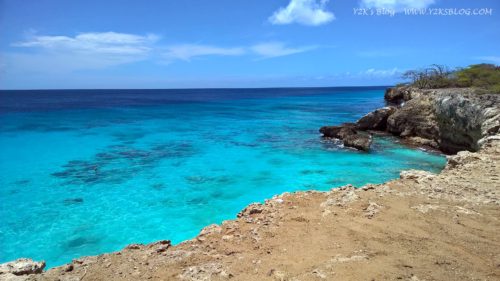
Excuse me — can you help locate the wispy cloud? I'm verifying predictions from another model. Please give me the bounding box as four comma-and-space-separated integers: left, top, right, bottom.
14, 32, 159, 55
162, 44, 245, 62
162, 42, 316, 62
360, 0, 436, 10
362, 67, 401, 77
8, 32, 160, 73
269, 0, 335, 26
251, 42, 316, 58
7, 31, 319, 75
476, 56, 500, 64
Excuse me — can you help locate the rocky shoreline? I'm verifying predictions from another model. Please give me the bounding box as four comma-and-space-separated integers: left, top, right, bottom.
1, 87, 499, 281
320, 86, 500, 154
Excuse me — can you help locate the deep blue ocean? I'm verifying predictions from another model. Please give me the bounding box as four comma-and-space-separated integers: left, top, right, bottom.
0, 87, 446, 268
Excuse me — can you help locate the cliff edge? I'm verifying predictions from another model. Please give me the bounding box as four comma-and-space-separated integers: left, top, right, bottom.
384, 87, 499, 154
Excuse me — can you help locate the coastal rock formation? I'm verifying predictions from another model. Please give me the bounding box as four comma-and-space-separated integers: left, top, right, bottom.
434, 90, 500, 153
359, 87, 500, 153
319, 86, 496, 153
320, 124, 372, 151
343, 133, 372, 151
319, 123, 356, 139
19, 137, 500, 281
356, 106, 396, 130
386, 95, 439, 140
0, 258, 45, 280
384, 86, 413, 105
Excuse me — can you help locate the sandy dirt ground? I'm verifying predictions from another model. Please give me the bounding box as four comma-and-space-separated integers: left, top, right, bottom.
5, 138, 499, 281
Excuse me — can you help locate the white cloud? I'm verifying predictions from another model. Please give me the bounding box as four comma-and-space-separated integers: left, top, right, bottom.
14, 32, 159, 55
6, 32, 160, 74
360, 0, 436, 10
162, 42, 315, 62
269, 0, 335, 26
362, 67, 400, 77
476, 56, 500, 64
251, 42, 315, 58
162, 44, 245, 62
7, 31, 319, 76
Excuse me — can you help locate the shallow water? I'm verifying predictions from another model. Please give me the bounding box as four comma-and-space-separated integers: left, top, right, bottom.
0, 87, 446, 267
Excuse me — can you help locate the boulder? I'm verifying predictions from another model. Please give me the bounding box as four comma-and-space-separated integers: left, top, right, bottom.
356, 107, 396, 130
384, 86, 426, 105
319, 123, 356, 139
343, 134, 372, 151
320, 123, 372, 151
0, 258, 45, 276
384, 87, 403, 104
384, 87, 407, 105
445, 150, 482, 170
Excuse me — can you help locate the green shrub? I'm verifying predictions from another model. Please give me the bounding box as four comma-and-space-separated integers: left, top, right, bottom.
455, 64, 500, 92
402, 64, 500, 93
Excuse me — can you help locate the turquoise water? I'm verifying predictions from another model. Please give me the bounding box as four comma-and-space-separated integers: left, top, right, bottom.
0, 88, 446, 267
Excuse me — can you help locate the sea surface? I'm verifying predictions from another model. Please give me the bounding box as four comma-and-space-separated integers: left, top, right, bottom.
0, 87, 446, 268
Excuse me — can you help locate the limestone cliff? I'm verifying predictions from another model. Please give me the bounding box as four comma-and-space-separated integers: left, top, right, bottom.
384, 87, 499, 154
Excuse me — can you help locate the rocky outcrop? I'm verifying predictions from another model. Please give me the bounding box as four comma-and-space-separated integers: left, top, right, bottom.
0, 258, 45, 280
356, 87, 500, 154
322, 87, 499, 154
434, 91, 500, 153
384, 87, 500, 154
320, 123, 372, 151
384, 86, 420, 105
319, 123, 357, 139
386, 95, 439, 140
356, 107, 396, 130
320, 106, 396, 152
343, 134, 372, 151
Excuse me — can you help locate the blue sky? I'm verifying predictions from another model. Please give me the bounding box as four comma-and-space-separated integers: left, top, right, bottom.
0, 0, 499, 89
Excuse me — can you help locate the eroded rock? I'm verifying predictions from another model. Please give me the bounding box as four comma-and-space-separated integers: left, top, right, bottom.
385, 87, 499, 154
319, 124, 356, 139
343, 133, 372, 151
356, 107, 396, 131
320, 124, 372, 151
435, 92, 500, 153
364, 201, 382, 218
400, 170, 436, 183
387, 95, 439, 140
445, 150, 482, 169
179, 262, 230, 281
237, 203, 264, 218
0, 258, 45, 276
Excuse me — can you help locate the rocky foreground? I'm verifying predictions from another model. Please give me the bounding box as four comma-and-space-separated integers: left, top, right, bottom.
2, 87, 500, 281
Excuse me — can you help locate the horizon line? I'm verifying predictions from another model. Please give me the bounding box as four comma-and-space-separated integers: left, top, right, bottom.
0, 85, 394, 91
